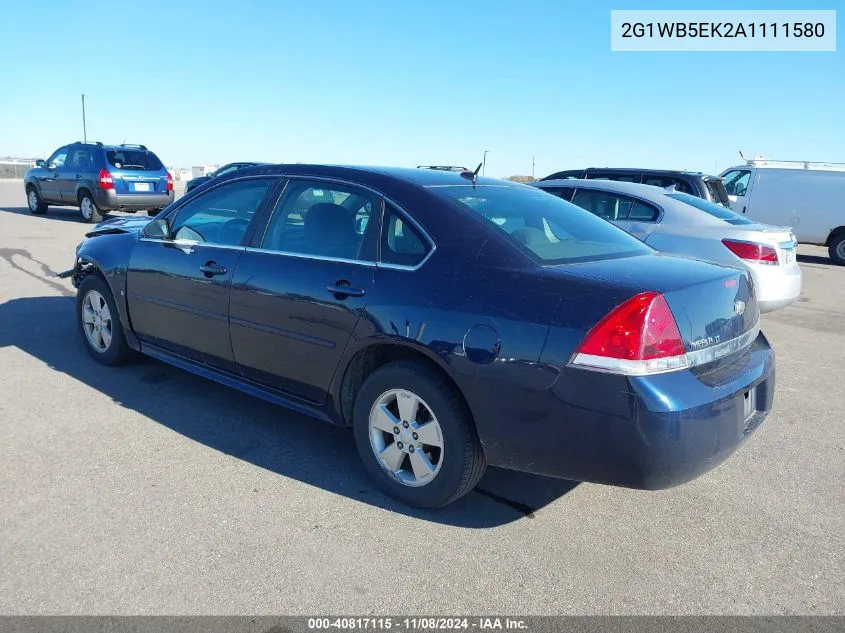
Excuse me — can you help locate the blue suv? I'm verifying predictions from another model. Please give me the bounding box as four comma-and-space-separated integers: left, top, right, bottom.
24, 142, 174, 223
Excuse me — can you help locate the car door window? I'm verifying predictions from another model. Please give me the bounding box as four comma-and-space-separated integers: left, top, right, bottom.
47, 148, 68, 170
262, 180, 377, 261
381, 203, 432, 267
169, 178, 275, 246
542, 187, 575, 202
215, 164, 243, 177
571, 190, 636, 221
588, 171, 641, 183
642, 175, 693, 194
67, 148, 94, 173
722, 170, 751, 196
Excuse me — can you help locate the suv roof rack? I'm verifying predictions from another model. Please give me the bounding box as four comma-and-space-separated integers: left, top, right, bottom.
739, 151, 845, 171
118, 143, 148, 150
74, 141, 103, 146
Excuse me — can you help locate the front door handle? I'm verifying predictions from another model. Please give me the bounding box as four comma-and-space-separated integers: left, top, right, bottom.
75, 174, 82, 179
199, 262, 227, 277
327, 282, 365, 298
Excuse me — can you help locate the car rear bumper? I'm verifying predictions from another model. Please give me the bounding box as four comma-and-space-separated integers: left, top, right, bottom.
93, 189, 173, 211
748, 262, 802, 313
473, 331, 775, 489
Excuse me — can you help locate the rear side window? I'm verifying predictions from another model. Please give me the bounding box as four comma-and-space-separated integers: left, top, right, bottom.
381, 203, 431, 267
571, 189, 636, 221
667, 192, 755, 226
432, 185, 653, 264
106, 149, 164, 171
642, 175, 693, 194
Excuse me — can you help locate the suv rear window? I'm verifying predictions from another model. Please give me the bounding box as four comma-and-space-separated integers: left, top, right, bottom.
666, 192, 754, 226
106, 150, 164, 171
704, 177, 730, 205
432, 185, 653, 264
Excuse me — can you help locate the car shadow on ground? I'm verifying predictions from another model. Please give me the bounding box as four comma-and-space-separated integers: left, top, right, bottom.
797, 253, 836, 267
0, 294, 579, 528
0, 205, 91, 223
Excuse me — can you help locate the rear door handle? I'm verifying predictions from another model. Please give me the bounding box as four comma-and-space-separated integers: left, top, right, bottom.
326, 283, 365, 298
200, 262, 227, 276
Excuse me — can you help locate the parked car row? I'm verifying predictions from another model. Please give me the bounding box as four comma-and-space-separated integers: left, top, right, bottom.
60, 164, 776, 509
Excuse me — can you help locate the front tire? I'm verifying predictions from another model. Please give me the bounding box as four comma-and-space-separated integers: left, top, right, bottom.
78, 192, 104, 224
353, 361, 486, 508
76, 275, 136, 365
26, 186, 48, 215
829, 234, 845, 266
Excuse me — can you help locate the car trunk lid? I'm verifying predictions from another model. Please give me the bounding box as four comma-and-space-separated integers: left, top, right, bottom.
558, 253, 758, 360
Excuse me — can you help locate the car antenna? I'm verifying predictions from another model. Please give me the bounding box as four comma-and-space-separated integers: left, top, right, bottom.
460, 163, 483, 187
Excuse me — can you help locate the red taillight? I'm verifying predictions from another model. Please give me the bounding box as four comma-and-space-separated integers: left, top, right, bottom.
166, 173, 173, 191
98, 169, 114, 190
571, 291, 687, 374
722, 239, 778, 264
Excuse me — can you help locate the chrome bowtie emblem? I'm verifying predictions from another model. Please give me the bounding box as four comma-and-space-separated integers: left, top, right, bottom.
734, 300, 746, 316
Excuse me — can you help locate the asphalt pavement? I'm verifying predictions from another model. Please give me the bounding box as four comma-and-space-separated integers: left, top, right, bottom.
0, 180, 842, 614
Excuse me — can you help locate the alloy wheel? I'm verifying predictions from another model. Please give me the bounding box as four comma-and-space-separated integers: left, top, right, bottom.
368, 389, 444, 487
28, 190, 38, 211
80, 197, 94, 220
81, 290, 113, 352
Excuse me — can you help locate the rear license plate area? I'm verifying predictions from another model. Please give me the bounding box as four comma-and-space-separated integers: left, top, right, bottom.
132, 182, 151, 192
784, 249, 795, 265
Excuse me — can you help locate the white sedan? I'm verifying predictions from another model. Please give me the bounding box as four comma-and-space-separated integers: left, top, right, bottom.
534, 178, 801, 312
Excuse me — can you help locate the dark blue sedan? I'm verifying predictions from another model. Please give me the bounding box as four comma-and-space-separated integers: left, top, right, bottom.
62, 164, 775, 508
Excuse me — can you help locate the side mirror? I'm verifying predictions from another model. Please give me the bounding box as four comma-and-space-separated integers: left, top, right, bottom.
144, 218, 171, 239
35, 159, 45, 168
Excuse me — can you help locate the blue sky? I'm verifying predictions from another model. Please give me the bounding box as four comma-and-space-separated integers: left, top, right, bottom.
0, 0, 841, 177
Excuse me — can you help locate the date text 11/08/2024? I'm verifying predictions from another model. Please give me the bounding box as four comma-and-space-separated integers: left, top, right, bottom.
308, 618, 528, 630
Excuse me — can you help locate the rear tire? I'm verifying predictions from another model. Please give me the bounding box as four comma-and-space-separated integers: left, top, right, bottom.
76, 275, 137, 366
146, 208, 160, 216
352, 360, 486, 508
78, 192, 104, 224
26, 186, 47, 215
829, 234, 845, 266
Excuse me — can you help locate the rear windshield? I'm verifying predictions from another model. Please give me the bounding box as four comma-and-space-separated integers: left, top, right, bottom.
106, 149, 164, 171
431, 185, 654, 264
704, 177, 730, 205
667, 192, 755, 226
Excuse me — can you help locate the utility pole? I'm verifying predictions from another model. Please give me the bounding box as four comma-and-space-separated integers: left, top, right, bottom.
482, 150, 488, 176
81, 94, 87, 143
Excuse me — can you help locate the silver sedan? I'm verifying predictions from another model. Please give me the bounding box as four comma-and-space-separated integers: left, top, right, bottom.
534, 178, 802, 312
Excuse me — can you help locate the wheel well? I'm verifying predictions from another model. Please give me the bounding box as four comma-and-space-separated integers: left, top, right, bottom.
77, 187, 93, 203
25, 182, 36, 192
339, 343, 472, 428
73, 259, 107, 288
826, 227, 845, 246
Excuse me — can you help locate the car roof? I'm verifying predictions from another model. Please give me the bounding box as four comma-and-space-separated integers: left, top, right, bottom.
229, 163, 511, 188
549, 167, 708, 178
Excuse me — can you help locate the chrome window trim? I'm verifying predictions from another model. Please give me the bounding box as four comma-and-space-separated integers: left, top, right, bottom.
255, 175, 437, 272
243, 247, 376, 268
138, 237, 246, 252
